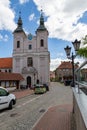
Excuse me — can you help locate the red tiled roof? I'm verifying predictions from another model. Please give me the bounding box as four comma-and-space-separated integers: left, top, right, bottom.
0, 72, 24, 81
57, 61, 78, 69
58, 61, 72, 69
0, 57, 12, 68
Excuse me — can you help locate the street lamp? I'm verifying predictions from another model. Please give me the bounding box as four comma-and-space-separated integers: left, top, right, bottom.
64, 39, 81, 87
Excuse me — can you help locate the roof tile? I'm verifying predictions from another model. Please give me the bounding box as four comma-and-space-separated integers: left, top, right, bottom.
0, 72, 24, 81
57, 61, 78, 69
0, 57, 12, 68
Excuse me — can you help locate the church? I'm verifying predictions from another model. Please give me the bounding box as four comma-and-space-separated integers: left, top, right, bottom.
0, 12, 50, 89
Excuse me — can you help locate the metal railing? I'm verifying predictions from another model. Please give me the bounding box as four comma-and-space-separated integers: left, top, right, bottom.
75, 60, 87, 94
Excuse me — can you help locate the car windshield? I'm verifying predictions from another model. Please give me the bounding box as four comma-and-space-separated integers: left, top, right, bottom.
35, 85, 43, 88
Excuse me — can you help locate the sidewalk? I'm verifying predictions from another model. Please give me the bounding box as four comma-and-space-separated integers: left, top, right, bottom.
11, 89, 34, 99
32, 104, 73, 130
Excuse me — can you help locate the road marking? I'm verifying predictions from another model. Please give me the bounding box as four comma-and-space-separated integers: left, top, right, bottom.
31, 107, 48, 130
17, 95, 42, 108
0, 95, 43, 116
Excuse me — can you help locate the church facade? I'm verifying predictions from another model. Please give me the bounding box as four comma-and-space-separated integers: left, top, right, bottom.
12, 12, 50, 87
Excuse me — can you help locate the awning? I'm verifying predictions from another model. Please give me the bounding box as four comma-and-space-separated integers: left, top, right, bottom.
0, 72, 24, 81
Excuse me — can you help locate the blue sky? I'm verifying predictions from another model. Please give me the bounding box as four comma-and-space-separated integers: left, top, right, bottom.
0, 0, 87, 71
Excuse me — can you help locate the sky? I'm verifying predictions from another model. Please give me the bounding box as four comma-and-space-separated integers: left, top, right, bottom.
0, 0, 87, 71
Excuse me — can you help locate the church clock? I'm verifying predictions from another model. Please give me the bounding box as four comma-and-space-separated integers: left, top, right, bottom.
28, 33, 33, 40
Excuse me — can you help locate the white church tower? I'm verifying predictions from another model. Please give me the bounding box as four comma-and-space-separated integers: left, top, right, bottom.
12, 12, 50, 87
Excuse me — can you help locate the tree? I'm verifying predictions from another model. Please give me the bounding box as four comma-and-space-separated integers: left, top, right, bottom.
77, 35, 87, 58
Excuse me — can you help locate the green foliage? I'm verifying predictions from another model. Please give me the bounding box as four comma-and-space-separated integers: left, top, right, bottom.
77, 47, 87, 58
82, 35, 87, 45
77, 35, 87, 58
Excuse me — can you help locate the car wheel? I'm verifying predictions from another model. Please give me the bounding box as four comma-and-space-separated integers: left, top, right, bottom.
9, 100, 13, 109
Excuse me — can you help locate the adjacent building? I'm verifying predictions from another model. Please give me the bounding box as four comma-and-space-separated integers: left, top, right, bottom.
55, 61, 78, 82
50, 71, 56, 81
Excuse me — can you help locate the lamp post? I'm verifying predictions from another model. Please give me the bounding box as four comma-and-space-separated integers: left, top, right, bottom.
64, 39, 81, 87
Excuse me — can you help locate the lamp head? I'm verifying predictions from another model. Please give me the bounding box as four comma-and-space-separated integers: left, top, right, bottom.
64, 45, 71, 57
72, 39, 81, 52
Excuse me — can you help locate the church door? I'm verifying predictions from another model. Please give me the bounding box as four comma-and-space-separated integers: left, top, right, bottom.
27, 76, 31, 88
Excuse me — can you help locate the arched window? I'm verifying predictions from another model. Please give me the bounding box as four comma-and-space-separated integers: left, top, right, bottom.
27, 57, 33, 67
40, 39, 44, 47
29, 45, 32, 50
17, 41, 20, 48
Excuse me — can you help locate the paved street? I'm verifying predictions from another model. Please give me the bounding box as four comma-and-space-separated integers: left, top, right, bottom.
0, 82, 73, 130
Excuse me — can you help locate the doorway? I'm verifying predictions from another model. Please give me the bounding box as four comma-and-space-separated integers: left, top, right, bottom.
27, 76, 31, 87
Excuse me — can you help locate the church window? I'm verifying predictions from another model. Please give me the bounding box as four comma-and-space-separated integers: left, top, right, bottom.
40, 39, 44, 47
17, 41, 20, 48
29, 45, 32, 50
27, 57, 33, 67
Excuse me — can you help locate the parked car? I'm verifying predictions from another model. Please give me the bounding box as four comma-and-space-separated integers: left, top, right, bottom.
64, 80, 72, 86
0, 86, 16, 110
34, 84, 46, 94
43, 84, 49, 91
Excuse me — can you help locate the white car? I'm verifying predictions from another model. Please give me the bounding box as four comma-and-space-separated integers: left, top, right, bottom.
0, 86, 16, 110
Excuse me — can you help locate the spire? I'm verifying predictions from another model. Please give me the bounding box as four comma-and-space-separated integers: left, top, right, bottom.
17, 11, 22, 28
40, 10, 44, 27
36, 10, 47, 32
14, 11, 24, 33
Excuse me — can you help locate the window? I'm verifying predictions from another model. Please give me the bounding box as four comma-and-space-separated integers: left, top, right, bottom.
27, 57, 33, 67
17, 41, 20, 48
5, 70, 7, 72
40, 39, 44, 47
29, 45, 32, 50
0, 70, 1, 72
0, 88, 8, 96
9, 69, 11, 73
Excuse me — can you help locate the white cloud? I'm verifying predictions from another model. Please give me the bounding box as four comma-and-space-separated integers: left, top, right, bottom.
50, 58, 61, 71
57, 52, 64, 58
29, 13, 35, 21
33, 0, 87, 41
4, 34, 8, 41
19, 0, 29, 4
0, 34, 3, 41
0, 34, 8, 42
50, 56, 85, 71
0, 0, 16, 31
50, 58, 68, 71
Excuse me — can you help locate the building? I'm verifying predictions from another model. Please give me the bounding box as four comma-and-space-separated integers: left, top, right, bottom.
0, 58, 24, 88
0, 12, 50, 88
80, 68, 87, 81
0, 72, 24, 89
50, 71, 56, 81
55, 61, 78, 82
50, 71, 55, 79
